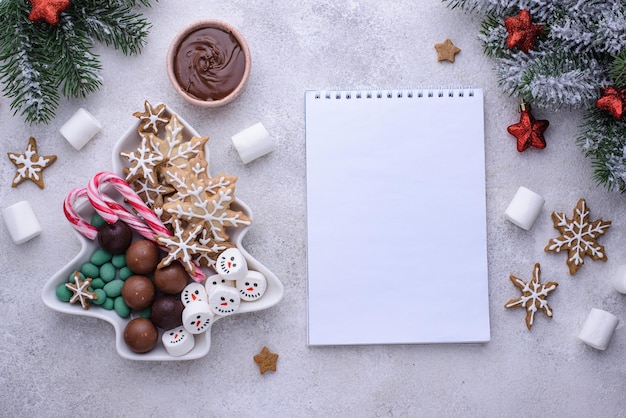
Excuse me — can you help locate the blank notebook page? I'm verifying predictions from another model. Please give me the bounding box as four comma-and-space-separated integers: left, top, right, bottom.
305, 88, 490, 346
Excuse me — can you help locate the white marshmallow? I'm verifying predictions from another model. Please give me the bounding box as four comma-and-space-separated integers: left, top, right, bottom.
231, 122, 273, 164
236, 270, 268, 301
2, 201, 42, 244
161, 326, 195, 356
60, 108, 102, 150
204, 274, 235, 295
504, 186, 545, 230
578, 308, 619, 350
208, 283, 241, 316
612, 265, 626, 294
182, 301, 214, 334
181, 282, 207, 306
215, 248, 248, 281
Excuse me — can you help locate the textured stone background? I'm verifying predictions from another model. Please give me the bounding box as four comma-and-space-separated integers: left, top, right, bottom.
1, 1, 625, 416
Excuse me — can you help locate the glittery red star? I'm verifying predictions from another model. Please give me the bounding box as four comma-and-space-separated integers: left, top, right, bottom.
596, 86, 626, 119
507, 105, 549, 152
28, 0, 71, 26
504, 9, 543, 53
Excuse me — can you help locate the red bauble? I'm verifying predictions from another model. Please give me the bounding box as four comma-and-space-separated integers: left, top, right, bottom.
596, 86, 626, 119
28, 0, 71, 26
507, 104, 549, 152
504, 9, 543, 53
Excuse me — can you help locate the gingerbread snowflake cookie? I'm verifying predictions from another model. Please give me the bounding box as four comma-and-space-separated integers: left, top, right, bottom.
505, 263, 558, 330
8, 136, 57, 189
544, 198, 611, 275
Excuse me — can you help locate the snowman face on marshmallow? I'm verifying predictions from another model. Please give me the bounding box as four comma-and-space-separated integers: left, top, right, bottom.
182, 301, 214, 334
208, 284, 241, 316
215, 248, 248, 281
181, 282, 207, 306
162, 327, 195, 357
236, 271, 267, 301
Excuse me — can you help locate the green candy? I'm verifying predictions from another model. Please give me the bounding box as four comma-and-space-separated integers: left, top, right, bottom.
90, 249, 112, 266
81, 262, 100, 279
99, 262, 117, 282
56, 284, 72, 302
140, 307, 151, 318
114, 297, 131, 318
90, 278, 105, 289
101, 297, 114, 310
67, 271, 84, 283
103, 279, 124, 298
118, 266, 133, 280
90, 213, 106, 229
92, 289, 107, 305
111, 254, 126, 269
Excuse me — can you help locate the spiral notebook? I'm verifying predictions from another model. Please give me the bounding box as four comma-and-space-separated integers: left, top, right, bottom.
305, 87, 490, 346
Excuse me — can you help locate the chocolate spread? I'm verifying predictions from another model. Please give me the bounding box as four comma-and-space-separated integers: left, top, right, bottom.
173, 27, 246, 101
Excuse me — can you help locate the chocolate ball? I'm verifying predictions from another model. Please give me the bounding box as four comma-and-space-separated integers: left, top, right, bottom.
154, 263, 190, 294
122, 275, 156, 310
150, 295, 184, 329
126, 240, 160, 274
124, 318, 158, 353
97, 220, 133, 254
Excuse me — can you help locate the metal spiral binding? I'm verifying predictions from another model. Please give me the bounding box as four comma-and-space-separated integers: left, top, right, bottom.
314, 87, 475, 100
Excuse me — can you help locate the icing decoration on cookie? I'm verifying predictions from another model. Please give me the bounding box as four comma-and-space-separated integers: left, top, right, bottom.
187, 155, 238, 195
133, 101, 168, 134
128, 175, 175, 208
7, 137, 57, 189
162, 326, 195, 357
181, 282, 207, 306
208, 284, 241, 316
164, 183, 251, 243
150, 115, 209, 171
544, 198, 611, 275
236, 271, 267, 301
253, 346, 279, 375
65, 271, 98, 310
193, 229, 233, 269
504, 263, 558, 330
120, 132, 164, 184
155, 219, 214, 276
182, 301, 214, 334
204, 274, 235, 294
215, 248, 248, 281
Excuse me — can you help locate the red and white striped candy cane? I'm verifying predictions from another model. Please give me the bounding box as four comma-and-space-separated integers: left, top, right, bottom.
63, 187, 99, 240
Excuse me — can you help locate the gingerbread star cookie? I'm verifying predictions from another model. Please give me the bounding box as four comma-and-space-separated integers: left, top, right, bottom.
65, 271, 98, 310
253, 346, 279, 374
8, 136, 57, 189
133, 100, 168, 134
434, 39, 461, 63
545, 198, 611, 275
505, 263, 558, 330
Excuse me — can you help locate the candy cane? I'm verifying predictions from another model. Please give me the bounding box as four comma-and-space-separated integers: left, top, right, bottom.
87, 171, 206, 282
63, 187, 99, 240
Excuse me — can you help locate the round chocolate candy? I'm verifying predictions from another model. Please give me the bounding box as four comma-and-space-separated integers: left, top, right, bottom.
150, 295, 184, 330
125, 239, 160, 274
123, 318, 158, 353
153, 263, 190, 294
121, 275, 156, 310
97, 220, 132, 255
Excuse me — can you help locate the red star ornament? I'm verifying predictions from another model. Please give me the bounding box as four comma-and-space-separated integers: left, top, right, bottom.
596, 86, 626, 119
504, 9, 543, 53
507, 103, 549, 152
28, 0, 71, 25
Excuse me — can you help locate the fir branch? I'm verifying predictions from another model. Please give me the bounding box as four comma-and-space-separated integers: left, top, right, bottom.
0, 1, 59, 124
71, 0, 154, 56
609, 50, 626, 87
54, 13, 103, 98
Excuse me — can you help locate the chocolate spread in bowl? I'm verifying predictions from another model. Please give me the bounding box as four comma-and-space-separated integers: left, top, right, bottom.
173, 27, 247, 102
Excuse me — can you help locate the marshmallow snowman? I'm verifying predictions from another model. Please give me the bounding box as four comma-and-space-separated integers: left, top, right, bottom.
205, 274, 235, 295
162, 326, 195, 356
208, 283, 241, 316
182, 300, 215, 334
215, 248, 248, 281
181, 282, 207, 306
236, 271, 268, 301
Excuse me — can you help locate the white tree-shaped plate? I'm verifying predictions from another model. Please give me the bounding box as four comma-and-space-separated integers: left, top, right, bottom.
42, 106, 284, 361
